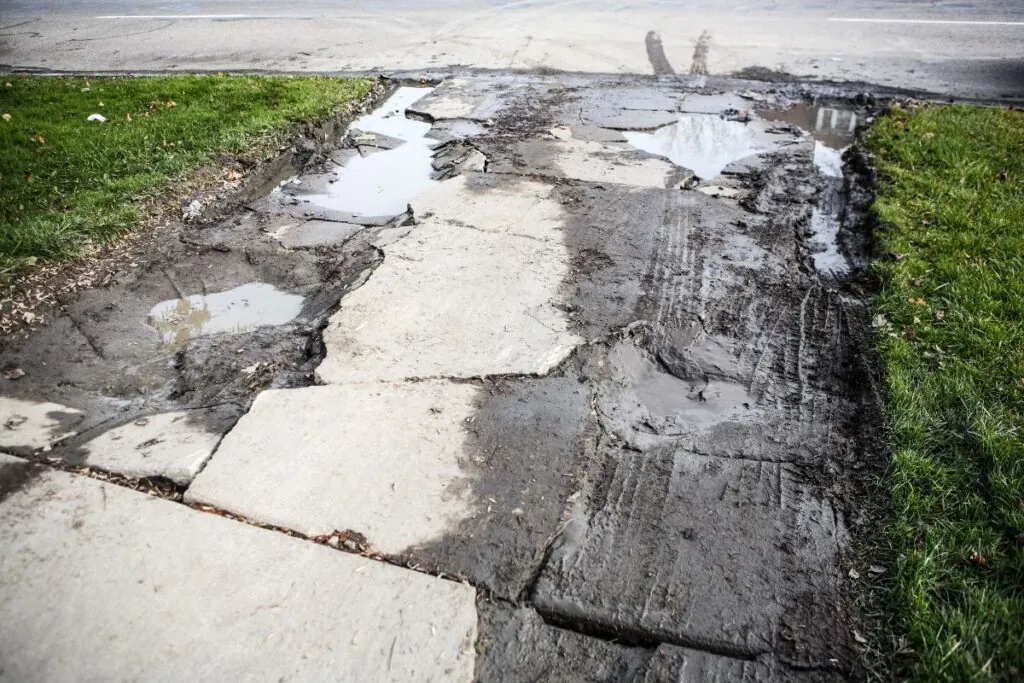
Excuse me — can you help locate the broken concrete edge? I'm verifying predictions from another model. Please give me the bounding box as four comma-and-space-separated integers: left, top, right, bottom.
6, 65, 1018, 107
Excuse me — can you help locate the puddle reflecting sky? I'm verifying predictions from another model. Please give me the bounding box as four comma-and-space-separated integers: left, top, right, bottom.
291, 86, 437, 218
757, 103, 857, 149
147, 282, 304, 345
623, 115, 790, 180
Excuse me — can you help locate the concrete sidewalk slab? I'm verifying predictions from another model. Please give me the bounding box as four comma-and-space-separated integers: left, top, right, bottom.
0, 397, 85, 453
73, 405, 242, 485
317, 176, 580, 383
186, 382, 479, 554
0, 454, 477, 683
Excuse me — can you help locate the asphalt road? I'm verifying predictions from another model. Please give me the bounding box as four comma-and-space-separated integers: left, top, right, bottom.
2, 1, 1022, 99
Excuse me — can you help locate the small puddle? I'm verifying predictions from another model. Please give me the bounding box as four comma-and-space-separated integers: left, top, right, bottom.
757, 103, 857, 149
623, 114, 793, 180
284, 87, 437, 219
147, 282, 304, 345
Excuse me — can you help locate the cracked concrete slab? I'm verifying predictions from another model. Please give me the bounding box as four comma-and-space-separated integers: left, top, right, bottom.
71, 405, 242, 485
533, 445, 852, 668
0, 454, 477, 682
186, 382, 479, 553
317, 176, 580, 383
0, 397, 85, 454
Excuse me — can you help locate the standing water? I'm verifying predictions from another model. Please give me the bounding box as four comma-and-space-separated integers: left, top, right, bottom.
147, 283, 304, 345
285, 87, 437, 219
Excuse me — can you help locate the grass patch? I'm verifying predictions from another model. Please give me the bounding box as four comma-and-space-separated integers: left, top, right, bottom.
865, 104, 1024, 681
0, 75, 371, 274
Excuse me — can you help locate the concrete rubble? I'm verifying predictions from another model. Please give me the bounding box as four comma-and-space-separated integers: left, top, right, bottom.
0, 73, 881, 680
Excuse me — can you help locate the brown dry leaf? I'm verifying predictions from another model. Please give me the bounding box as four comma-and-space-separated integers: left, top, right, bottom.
166, 100, 177, 108
226, 169, 243, 181
34, 135, 45, 144
969, 550, 989, 568
903, 325, 917, 341
998, 171, 1009, 181
3, 368, 26, 380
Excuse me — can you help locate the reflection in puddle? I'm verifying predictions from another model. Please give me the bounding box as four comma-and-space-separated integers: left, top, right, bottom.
757, 103, 857, 149
147, 283, 304, 345
623, 115, 792, 180
810, 145, 849, 276
286, 87, 437, 219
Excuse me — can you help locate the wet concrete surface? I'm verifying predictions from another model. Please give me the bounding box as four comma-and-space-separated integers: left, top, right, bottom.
1, 74, 886, 679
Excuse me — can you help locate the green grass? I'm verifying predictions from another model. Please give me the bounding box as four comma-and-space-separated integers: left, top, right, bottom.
0, 75, 371, 274
865, 104, 1024, 681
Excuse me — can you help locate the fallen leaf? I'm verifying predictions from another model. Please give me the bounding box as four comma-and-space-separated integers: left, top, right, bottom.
848, 568, 861, 580
3, 368, 25, 380
853, 630, 867, 645
98, 101, 104, 107
126, 112, 132, 122
969, 550, 989, 568
912, 298, 926, 306
166, 100, 177, 108
997, 171, 1009, 181
226, 169, 243, 181
868, 565, 886, 575
903, 325, 916, 341
1, 113, 10, 121
34, 135, 45, 144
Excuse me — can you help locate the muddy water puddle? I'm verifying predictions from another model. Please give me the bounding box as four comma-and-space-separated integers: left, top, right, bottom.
147, 283, 304, 345
282, 87, 438, 219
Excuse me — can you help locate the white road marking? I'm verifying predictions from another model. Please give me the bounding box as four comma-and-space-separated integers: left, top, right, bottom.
829, 18, 1024, 27
96, 15, 312, 20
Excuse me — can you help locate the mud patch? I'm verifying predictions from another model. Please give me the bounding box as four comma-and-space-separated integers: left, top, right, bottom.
474, 601, 651, 681
400, 370, 592, 600
532, 443, 852, 669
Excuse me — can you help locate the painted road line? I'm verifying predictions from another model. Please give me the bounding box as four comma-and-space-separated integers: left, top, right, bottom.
96, 15, 313, 20
829, 18, 1024, 27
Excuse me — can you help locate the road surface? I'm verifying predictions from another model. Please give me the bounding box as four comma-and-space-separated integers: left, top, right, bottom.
2, 0, 1023, 98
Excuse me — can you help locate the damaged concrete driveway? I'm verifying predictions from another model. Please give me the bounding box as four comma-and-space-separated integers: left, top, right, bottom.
0, 75, 882, 681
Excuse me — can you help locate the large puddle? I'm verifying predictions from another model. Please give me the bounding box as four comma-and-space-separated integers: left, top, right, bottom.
283, 87, 437, 220
623, 115, 794, 180
147, 282, 305, 345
